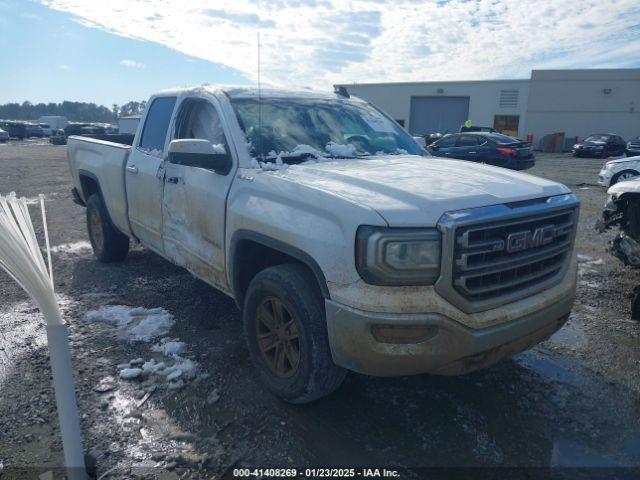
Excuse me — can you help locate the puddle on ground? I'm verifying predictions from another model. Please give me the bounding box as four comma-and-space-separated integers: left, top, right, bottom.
548, 319, 586, 349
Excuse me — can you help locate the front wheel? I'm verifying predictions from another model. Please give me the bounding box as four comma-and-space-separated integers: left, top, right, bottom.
243, 264, 346, 403
86, 194, 129, 262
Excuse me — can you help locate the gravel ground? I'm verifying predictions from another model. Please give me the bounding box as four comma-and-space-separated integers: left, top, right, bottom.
0, 141, 639, 478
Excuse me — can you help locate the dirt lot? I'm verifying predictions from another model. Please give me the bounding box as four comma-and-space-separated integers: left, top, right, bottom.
1, 141, 639, 478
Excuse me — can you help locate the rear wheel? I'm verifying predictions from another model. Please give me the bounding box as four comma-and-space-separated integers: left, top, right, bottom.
243, 264, 346, 403
611, 170, 639, 186
86, 194, 129, 262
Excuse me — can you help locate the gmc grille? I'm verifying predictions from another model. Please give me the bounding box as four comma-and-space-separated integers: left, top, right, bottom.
452, 209, 576, 302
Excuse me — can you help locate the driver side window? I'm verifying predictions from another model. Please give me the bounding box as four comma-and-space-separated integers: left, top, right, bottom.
175, 99, 227, 148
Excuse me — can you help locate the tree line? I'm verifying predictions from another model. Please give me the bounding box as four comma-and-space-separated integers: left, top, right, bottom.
0, 100, 147, 123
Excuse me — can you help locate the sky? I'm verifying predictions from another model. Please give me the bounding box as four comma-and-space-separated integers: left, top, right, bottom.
0, 0, 639, 106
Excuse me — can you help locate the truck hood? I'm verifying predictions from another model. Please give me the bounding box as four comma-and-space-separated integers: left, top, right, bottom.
275, 155, 570, 226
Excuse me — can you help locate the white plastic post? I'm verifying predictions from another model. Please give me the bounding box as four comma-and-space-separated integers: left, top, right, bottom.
0, 193, 87, 480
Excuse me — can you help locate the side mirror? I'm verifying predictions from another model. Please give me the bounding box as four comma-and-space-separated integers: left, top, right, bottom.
168, 139, 231, 174
430, 144, 439, 151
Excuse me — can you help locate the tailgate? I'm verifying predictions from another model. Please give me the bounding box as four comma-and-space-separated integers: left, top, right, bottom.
67, 136, 132, 236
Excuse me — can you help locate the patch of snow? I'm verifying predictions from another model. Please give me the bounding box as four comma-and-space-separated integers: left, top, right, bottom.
86, 305, 140, 328
128, 311, 174, 342
211, 143, 226, 154
86, 305, 201, 388
85, 305, 175, 342
50, 241, 92, 254
142, 359, 166, 374
325, 141, 356, 158
151, 339, 185, 357
119, 368, 143, 380
577, 254, 594, 263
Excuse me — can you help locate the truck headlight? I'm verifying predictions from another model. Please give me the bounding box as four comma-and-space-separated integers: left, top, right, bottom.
355, 226, 441, 285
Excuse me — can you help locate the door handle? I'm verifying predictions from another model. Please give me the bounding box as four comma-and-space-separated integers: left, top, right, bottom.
469, 151, 477, 154
126, 165, 138, 174
167, 177, 180, 184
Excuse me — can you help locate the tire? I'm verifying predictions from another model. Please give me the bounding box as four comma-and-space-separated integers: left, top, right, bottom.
86, 194, 129, 262
611, 170, 639, 186
600, 149, 609, 159
243, 263, 347, 404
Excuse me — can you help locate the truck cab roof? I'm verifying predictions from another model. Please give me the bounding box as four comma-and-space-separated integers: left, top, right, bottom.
156, 84, 362, 102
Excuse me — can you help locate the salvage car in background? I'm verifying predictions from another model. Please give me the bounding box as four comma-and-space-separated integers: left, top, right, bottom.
0, 128, 9, 143
49, 129, 66, 145
626, 137, 640, 157
598, 156, 640, 187
38, 123, 52, 136
597, 177, 640, 267
573, 133, 626, 158
25, 123, 44, 138
428, 132, 535, 170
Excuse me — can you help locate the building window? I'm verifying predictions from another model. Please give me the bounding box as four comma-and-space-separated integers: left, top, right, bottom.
499, 89, 519, 108
494, 115, 519, 137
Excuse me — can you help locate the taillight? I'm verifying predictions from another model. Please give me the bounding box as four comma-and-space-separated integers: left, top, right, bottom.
497, 146, 516, 156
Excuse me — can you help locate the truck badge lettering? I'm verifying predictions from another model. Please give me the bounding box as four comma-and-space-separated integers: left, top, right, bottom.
506, 225, 555, 253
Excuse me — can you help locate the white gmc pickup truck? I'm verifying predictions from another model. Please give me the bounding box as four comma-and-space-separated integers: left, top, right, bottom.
67, 85, 579, 403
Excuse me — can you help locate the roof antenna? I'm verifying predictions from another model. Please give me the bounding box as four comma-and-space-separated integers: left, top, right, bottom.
257, 31, 263, 160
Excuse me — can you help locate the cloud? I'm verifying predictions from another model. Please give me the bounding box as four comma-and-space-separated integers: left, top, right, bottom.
119, 59, 145, 69
202, 9, 276, 28
40, 0, 640, 89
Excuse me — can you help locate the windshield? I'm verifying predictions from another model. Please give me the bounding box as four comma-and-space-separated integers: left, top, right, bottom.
230, 97, 423, 161
585, 135, 609, 142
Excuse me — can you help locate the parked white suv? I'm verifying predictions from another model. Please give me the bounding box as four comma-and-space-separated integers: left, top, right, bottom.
67, 85, 579, 403
598, 155, 640, 187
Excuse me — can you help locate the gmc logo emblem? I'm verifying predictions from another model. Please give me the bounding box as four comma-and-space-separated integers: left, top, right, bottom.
506, 225, 555, 253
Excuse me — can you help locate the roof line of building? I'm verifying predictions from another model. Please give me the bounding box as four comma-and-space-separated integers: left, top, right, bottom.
336, 78, 530, 88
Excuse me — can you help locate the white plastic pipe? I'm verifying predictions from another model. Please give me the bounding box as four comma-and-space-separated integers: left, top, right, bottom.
0, 193, 87, 480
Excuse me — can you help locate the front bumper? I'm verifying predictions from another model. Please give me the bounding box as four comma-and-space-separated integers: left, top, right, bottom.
509, 156, 535, 170
325, 294, 573, 377
573, 148, 603, 157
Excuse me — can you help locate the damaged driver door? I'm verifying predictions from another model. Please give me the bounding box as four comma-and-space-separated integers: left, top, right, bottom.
162, 97, 236, 291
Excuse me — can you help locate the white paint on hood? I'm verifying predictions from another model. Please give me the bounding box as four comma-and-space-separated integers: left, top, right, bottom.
270, 155, 570, 226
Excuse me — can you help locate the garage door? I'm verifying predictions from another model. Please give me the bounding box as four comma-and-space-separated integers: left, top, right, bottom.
409, 96, 470, 135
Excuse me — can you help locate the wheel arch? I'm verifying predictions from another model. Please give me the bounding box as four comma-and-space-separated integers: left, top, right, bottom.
229, 230, 330, 309
77, 169, 121, 233
612, 169, 640, 185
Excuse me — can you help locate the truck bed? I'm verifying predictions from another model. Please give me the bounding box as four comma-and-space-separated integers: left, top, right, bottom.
67, 135, 132, 236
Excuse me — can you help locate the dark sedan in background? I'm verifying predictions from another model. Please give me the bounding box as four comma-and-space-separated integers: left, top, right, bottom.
572, 133, 626, 158
427, 132, 535, 170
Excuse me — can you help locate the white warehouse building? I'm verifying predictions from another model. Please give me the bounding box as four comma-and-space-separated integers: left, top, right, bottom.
337, 69, 640, 148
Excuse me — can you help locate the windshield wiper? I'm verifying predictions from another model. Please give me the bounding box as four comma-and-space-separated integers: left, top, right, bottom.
261, 152, 319, 165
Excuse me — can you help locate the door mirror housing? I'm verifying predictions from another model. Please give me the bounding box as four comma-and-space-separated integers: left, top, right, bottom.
168, 139, 231, 174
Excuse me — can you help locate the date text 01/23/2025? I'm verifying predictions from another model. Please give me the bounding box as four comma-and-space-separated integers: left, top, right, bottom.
232, 468, 400, 478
